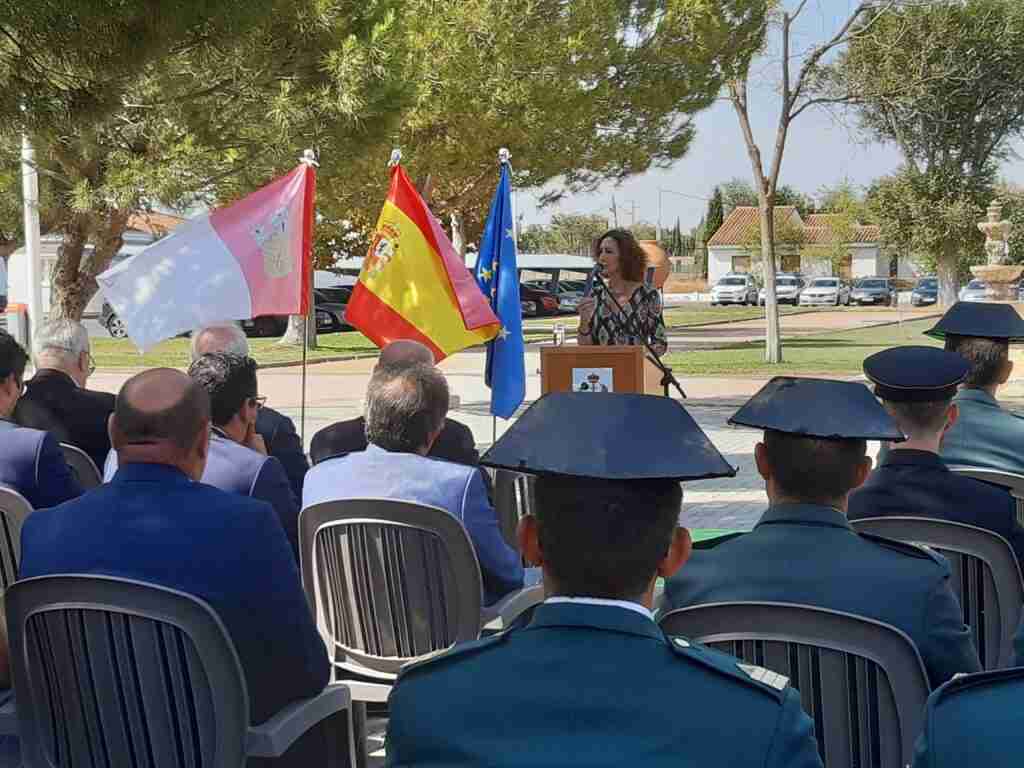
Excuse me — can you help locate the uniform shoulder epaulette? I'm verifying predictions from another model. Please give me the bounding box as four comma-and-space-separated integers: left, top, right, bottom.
396, 631, 511, 679
930, 667, 1024, 702
664, 634, 790, 702
857, 532, 945, 565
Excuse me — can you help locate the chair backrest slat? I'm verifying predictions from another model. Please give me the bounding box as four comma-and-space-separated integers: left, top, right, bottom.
299, 499, 483, 680
661, 602, 929, 768
850, 516, 1024, 669
7, 575, 251, 768
59, 443, 102, 490
0, 487, 31, 589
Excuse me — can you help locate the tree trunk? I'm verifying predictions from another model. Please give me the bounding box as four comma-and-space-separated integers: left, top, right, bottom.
759, 203, 782, 363
51, 211, 131, 322
450, 211, 465, 257
937, 243, 959, 307
277, 269, 318, 349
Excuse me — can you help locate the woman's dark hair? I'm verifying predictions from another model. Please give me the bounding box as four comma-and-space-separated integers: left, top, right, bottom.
592, 229, 647, 283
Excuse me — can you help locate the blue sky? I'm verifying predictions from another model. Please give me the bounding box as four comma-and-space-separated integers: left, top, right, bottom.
517, 1, 1024, 232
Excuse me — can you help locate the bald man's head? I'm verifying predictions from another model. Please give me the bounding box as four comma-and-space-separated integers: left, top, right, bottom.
112, 368, 210, 454
377, 340, 435, 369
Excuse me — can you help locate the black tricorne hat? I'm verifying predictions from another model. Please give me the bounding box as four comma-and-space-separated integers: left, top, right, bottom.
924, 302, 1024, 342
863, 346, 969, 403
479, 392, 736, 481
728, 376, 905, 441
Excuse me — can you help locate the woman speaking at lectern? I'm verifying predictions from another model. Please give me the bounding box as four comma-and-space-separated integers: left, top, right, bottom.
576, 229, 668, 356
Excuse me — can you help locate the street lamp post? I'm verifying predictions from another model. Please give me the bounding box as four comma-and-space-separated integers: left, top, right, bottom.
21, 135, 43, 341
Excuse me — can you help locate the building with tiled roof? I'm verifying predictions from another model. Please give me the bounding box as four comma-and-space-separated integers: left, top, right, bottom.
707, 206, 891, 285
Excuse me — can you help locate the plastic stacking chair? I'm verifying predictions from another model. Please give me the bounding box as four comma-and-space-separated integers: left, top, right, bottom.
6, 574, 355, 768
58, 443, 102, 490
851, 516, 1024, 670
0, 487, 31, 590
947, 465, 1024, 527
660, 602, 929, 768
493, 469, 535, 551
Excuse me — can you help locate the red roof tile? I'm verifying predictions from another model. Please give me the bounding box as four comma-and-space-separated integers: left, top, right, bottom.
126, 211, 186, 236
706, 206, 802, 247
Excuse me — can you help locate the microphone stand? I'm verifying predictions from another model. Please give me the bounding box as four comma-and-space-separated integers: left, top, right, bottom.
590, 271, 687, 399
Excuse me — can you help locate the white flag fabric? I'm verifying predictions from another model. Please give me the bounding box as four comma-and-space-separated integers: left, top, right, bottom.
97, 163, 315, 350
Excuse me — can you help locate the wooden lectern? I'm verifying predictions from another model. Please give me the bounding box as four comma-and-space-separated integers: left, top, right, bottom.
540, 345, 666, 395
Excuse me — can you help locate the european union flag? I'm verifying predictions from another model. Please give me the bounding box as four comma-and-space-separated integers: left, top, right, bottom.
474, 162, 524, 419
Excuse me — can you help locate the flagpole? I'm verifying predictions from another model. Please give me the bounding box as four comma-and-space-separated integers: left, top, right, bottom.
299, 148, 319, 448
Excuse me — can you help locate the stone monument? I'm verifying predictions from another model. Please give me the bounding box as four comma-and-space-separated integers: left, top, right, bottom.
970, 199, 1021, 301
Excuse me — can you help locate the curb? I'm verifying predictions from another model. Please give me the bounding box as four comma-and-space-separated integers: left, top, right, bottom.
256, 352, 379, 371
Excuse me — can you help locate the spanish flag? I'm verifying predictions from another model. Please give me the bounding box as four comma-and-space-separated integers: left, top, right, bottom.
345, 164, 501, 360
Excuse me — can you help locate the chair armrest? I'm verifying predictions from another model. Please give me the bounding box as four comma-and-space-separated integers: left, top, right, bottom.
246, 683, 351, 758
345, 680, 392, 704
481, 584, 544, 633
0, 692, 15, 736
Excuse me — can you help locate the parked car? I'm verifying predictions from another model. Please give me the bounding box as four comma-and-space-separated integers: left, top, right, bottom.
959, 279, 990, 303
519, 284, 560, 315
101, 287, 351, 340
910, 277, 938, 306
799, 277, 851, 307
849, 277, 897, 306
711, 274, 758, 306
520, 299, 539, 317
758, 274, 805, 306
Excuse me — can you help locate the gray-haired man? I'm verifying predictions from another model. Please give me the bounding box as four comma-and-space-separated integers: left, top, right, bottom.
16, 319, 114, 470
191, 323, 309, 498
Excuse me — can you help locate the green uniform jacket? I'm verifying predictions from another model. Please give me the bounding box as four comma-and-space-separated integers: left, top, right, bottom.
913, 667, 1024, 768
940, 389, 1024, 475
386, 601, 823, 768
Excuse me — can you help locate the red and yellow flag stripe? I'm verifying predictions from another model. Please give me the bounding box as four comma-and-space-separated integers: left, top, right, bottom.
345, 165, 500, 360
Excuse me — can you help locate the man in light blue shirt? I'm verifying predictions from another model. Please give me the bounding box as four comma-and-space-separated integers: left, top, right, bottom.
304, 360, 524, 605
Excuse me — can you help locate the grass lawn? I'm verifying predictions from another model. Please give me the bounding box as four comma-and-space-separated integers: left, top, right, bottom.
91, 331, 379, 369
664, 317, 940, 377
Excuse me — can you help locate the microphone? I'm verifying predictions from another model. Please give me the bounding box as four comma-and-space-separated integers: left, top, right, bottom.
584, 263, 603, 297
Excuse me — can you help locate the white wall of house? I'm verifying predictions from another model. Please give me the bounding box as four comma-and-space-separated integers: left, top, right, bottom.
708, 246, 746, 284
799, 255, 833, 277
850, 245, 885, 279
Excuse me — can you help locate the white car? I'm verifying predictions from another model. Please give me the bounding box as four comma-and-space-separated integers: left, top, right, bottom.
959, 279, 990, 302
799, 277, 851, 307
711, 274, 758, 306
758, 275, 805, 306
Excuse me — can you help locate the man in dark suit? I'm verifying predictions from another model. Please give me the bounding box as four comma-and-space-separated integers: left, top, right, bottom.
387, 393, 823, 768
20, 368, 335, 767
191, 323, 309, 499
15, 318, 115, 471
849, 346, 1024, 566
189, 353, 301, 557
0, 330, 81, 509
310, 339, 478, 466
661, 377, 981, 688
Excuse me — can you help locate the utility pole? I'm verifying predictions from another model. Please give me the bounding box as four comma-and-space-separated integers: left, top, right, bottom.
21, 134, 43, 340
610, 196, 619, 228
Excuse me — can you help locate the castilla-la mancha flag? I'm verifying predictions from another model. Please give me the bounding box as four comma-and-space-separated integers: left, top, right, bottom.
345, 164, 500, 360
97, 162, 315, 350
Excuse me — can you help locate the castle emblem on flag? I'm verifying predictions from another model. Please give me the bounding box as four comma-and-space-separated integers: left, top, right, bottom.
251, 206, 293, 279
367, 222, 400, 274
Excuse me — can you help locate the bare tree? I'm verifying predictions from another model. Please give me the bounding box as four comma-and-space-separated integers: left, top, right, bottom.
728, 1, 898, 362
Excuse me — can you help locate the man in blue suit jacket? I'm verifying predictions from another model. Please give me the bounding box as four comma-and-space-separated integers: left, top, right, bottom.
105, 354, 301, 558
191, 323, 309, 499
20, 368, 332, 767
0, 330, 81, 510
662, 377, 981, 689
387, 394, 823, 768
304, 361, 524, 605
